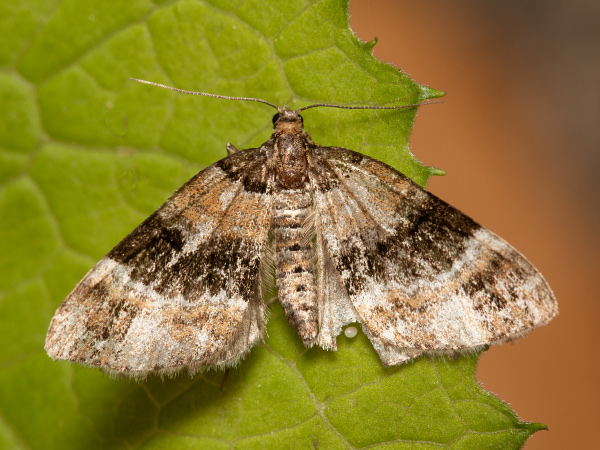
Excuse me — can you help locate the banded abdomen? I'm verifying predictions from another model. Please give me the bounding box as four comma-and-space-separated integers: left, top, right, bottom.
272, 188, 318, 344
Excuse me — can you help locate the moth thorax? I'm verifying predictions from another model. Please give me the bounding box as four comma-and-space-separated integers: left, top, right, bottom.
272, 189, 318, 345
274, 134, 308, 190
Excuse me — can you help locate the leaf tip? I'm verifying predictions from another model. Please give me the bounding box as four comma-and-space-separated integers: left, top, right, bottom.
364, 36, 378, 49
526, 421, 549, 432
420, 86, 446, 101
429, 166, 447, 177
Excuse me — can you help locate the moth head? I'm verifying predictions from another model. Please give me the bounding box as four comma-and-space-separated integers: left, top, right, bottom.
272, 108, 304, 134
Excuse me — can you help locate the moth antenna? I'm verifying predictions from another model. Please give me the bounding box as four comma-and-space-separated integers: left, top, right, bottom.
129, 78, 281, 111
296, 101, 442, 112
130, 78, 441, 114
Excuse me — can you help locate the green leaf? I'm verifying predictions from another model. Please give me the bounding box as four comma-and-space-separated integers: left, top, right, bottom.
0, 0, 545, 448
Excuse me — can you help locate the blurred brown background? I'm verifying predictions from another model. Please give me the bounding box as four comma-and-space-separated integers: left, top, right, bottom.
350, 1, 599, 449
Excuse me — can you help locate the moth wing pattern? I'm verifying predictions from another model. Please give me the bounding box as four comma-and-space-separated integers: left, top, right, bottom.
45, 148, 273, 378
310, 146, 558, 365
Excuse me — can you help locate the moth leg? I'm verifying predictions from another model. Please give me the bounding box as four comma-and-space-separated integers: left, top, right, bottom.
220, 368, 231, 391
265, 295, 279, 306
226, 143, 240, 155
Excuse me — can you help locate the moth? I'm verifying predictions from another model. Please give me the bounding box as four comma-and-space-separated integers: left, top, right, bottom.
45, 79, 558, 379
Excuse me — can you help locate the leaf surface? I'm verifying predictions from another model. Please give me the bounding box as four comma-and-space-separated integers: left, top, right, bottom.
0, 0, 544, 448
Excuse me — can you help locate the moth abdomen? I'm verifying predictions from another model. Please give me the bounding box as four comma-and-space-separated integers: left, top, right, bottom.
272, 189, 318, 344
